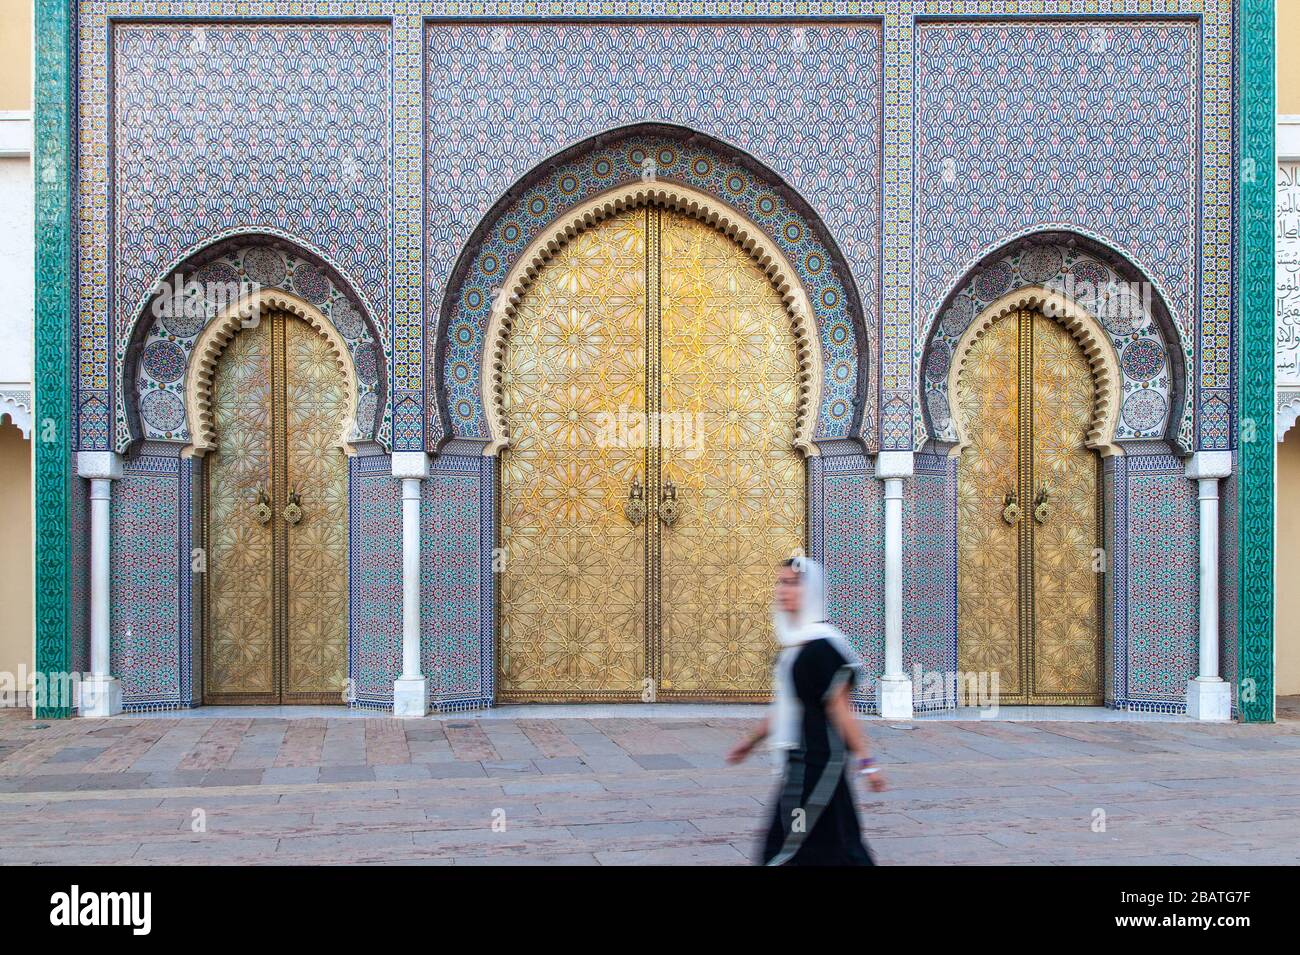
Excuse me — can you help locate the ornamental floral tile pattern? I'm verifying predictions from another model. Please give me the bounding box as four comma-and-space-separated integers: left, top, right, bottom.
109, 458, 185, 706
914, 21, 1198, 341
919, 239, 1187, 450
822, 462, 884, 696
421, 459, 490, 707
131, 240, 389, 451
426, 21, 882, 444
348, 457, 403, 705
1124, 459, 1198, 703
904, 459, 957, 710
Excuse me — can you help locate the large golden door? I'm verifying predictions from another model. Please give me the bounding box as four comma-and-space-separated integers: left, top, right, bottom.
204, 312, 351, 704
956, 309, 1103, 704
499, 206, 805, 702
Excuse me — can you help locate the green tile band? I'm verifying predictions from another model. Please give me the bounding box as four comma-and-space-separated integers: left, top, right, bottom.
1237, 0, 1275, 723
33, 0, 73, 718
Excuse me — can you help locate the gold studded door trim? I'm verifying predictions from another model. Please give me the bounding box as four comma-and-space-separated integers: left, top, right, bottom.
645, 205, 663, 699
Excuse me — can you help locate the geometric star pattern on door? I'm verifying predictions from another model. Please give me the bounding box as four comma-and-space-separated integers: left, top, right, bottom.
956, 309, 1102, 705
499, 207, 804, 701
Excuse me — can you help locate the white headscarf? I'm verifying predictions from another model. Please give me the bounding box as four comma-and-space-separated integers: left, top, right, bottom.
769, 556, 864, 752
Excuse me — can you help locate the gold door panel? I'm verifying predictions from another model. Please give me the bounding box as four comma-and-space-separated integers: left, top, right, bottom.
498, 206, 806, 702
204, 312, 350, 704
206, 318, 276, 700
499, 210, 648, 700
659, 210, 804, 699
282, 315, 351, 701
956, 309, 1102, 705
955, 312, 1023, 699
1030, 313, 1102, 701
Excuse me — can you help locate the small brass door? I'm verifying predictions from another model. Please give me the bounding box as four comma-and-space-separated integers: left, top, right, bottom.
956, 309, 1103, 704
204, 312, 350, 704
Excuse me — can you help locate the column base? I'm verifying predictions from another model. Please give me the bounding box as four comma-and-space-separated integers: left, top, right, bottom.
79, 676, 122, 718
1186, 677, 1232, 721
393, 677, 428, 718
877, 676, 913, 720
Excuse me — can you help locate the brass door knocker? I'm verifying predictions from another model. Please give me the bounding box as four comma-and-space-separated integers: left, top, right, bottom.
624, 475, 646, 527
283, 487, 304, 526
659, 481, 680, 527
1033, 487, 1051, 524
255, 490, 273, 526
1001, 491, 1020, 525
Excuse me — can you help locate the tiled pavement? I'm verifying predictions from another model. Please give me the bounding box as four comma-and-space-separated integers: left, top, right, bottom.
1, 704, 1299, 865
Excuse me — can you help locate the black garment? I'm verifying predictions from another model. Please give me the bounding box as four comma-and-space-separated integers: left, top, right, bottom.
760, 637, 875, 866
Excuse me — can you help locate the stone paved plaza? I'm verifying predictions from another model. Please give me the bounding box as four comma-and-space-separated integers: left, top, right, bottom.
1, 703, 1298, 866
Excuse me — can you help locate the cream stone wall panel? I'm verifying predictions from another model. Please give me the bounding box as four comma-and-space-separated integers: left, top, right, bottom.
0, 423, 31, 690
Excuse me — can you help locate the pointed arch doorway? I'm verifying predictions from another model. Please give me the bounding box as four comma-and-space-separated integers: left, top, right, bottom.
497, 204, 808, 702
202, 310, 352, 704
953, 303, 1110, 705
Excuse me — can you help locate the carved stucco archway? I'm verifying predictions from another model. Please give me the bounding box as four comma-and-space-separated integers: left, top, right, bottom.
481, 180, 824, 457
182, 288, 360, 458
947, 287, 1124, 459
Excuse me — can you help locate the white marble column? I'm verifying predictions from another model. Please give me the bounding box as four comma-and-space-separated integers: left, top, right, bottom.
1184, 451, 1233, 721
77, 451, 123, 717
875, 451, 913, 719
391, 452, 429, 717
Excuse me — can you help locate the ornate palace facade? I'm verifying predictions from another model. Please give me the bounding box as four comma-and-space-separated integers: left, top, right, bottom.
31, 1, 1276, 721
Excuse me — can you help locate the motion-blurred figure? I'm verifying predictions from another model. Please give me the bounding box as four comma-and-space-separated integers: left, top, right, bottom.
726, 556, 886, 865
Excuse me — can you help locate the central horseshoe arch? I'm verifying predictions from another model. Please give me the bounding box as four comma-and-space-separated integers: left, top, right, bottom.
482, 180, 824, 459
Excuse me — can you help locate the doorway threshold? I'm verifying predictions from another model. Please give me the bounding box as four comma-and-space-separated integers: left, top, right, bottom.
116, 703, 1189, 722
904, 705, 1190, 722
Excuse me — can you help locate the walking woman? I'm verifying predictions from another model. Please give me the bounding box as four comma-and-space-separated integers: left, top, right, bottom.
726, 556, 886, 865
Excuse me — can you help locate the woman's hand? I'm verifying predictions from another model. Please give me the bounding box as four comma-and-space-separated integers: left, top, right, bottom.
726, 719, 769, 764
724, 738, 755, 764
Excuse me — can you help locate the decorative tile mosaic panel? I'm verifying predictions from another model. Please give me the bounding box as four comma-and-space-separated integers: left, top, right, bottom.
915, 20, 1198, 346
821, 458, 884, 702
904, 455, 957, 711
347, 455, 402, 705
110, 455, 188, 707
914, 13, 1232, 450
426, 21, 882, 445
1116, 454, 1198, 707
422, 455, 492, 709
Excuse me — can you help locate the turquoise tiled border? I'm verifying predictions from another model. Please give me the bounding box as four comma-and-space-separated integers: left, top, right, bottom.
1236, 0, 1274, 723
34, 0, 73, 718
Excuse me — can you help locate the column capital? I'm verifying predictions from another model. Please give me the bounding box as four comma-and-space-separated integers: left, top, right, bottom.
1184, 450, 1232, 480
76, 451, 123, 481
391, 451, 430, 481
873, 450, 914, 480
